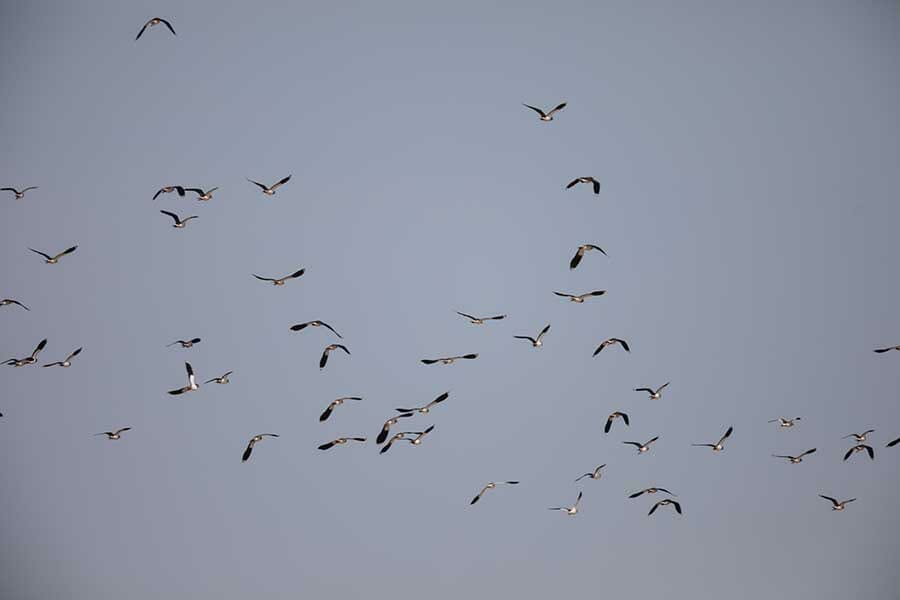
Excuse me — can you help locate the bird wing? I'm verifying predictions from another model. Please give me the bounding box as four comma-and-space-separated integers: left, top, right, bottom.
31, 339, 47, 358
537, 324, 551, 340
565, 179, 580, 189
183, 188, 204, 195
622, 441, 641, 448
553, 291, 573, 298
604, 418, 613, 433
801, 448, 817, 457
592, 180, 600, 194
648, 502, 661, 516
487, 314, 506, 320
461, 354, 478, 359
634, 388, 654, 394
717, 426, 734, 445
569, 250, 583, 270
241, 444, 253, 462
287, 269, 306, 279
865, 445, 875, 460
247, 179, 268, 191
819, 495, 838, 506
29, 248, 52, 260
616, 339, 631, 352
135, 21, 151, 40
272, 175, 292, 189
646, 437, 659, 445
318, 441, 336, 451
421, 359, 438, 365
672, 501, 682, 514
427, 392, 450, 408
319, 348, 330, 369
514, 336, 536, 344
620, 412, 630, 426
42, 362, 63, 368
547, 102, 567, 115
456, 311, 477, 320
319, 322, 342, 338
160, 210, 180, 223
656, 382, 670, 393
66, 347, 83, 361
887, 437, 900, 448
159, 18, 177, 35
523, 104, 547, 117
843, 448, 853, 461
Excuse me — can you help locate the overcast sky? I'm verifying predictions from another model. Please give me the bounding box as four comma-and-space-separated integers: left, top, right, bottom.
2, 1, 900, 599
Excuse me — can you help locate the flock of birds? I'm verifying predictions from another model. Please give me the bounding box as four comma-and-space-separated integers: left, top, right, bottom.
3, 17, 899, 519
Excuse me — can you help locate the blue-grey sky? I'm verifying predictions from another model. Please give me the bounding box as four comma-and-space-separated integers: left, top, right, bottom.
2, 1, 900, 598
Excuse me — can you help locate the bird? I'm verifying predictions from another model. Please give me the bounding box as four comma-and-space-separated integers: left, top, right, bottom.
254, 269, 306, 286
159, 210, 198, 228
843, 430, 875, 442
523, 102, 566, 121
553, 290, 606, 303
569, 244, 606, 269
772, 448, 817, 464
634, 382, 670, 400
3, 339, 47, 367
247, 175, 291, 195
29, 246, 77, 264
768, 417, 801, 428
318, 437, 367, 451
375, 413, 414, 444
623, 437, 659, 454
290, 320, 341, 338
380, 426, 435, 454
470, 481, 519, 505
549, 491, 583, 516
0, 299, 29, 311
203, 371, 233, 385
456, 311, 506, 324
183, 187, 218, 201
692, 426, 734, 451
629, 487, 676, 499
574, 464, 606, 482
319, 344, 350, 369
873, 345, 900, 353
136, 17, 176, 40
242, 434, 279, 462
843, 444, 875, 461
95, 427, 131, 440
167, 338, 201, 348
886, 437, 899, 448
565, 177, 601, 195
2, 186, 38, 200
152, 185, 185, 200
167, 362, 199, 395
395, 391, 449, 414
593, 337, 630, 355
819, 495, 855, 511
604, 412, 630, 433
648, 499, 682, 516
514, 324, 550, 348
42, 347, 82, 368
421, 354, 478, 365
319, 396, 363, 422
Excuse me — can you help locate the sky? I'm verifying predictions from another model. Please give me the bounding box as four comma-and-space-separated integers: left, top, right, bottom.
2, 1, 900, 598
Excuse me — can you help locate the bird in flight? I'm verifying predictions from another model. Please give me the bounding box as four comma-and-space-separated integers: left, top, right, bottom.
290, 320, 341, 338
843, 430, 875, 442
574, 464, 606, 482
566, 177, 601, 195
523, 102, 566, 121
152, 185, 185, 200
553, 290, 606, 303
319, 344, 350, 369
3, 339, 47, 367
395, 391, 449, 414
254, 269, 306, 286
184, 187, 218, 201
319, 396, 363, 422
375, 413, 415, 444
593, 337, 630, 355
167, 338, 201, 349
136, 17, 176, 40
318, 437, 367, 451
159, 210, 198, 228
29, 246, 77, 264
873, 345, 900, 353
167, 362, 199, 395
648, 499, 682, 516
0, 299, 29, 311
569, 244, 606, 269
819, 495, 855, 511
204, 371, 233, 385
768, 417, 801, 428
623, 436, 659, 454
381, 426, 436, 454
843, 444, 875, 461
629, 487, 676, 499
42, 347, 82, 368
470, 481, 519, 505
456, 311, 506, 325
692, 426, 734, 452
2, 186, 38, 200
634, 382, 670, 400
247, 175, 291, 195
95, 427, 132, 440
604, 411, 630, 434
421, 354, 478, 365
549, 491, 583, 516
242, 434, 279, 462
514, 324, 551, 348
772, 448, 817, 464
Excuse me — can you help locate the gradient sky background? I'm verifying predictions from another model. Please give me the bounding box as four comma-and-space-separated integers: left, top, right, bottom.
2, 1, 900, 598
